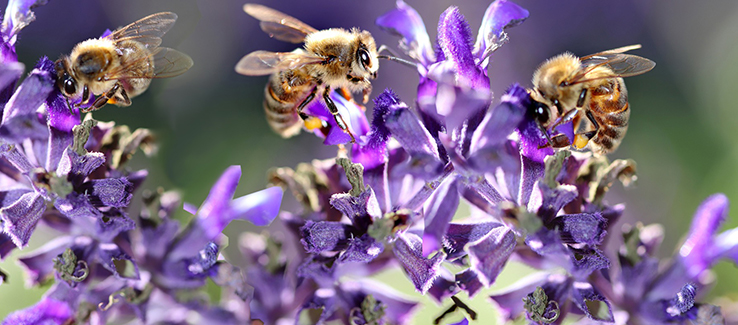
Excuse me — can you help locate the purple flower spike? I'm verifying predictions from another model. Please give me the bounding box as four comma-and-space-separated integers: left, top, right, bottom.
2, 297, 72, 325
467, 225, 515, 287
473, 0, 529, 64
437, 7, 488, 90
375, 0, 434, 66
0, 191, 44, 247
679, 193, 729, 278
352, 89, 400, 169
393, 233, 444, 293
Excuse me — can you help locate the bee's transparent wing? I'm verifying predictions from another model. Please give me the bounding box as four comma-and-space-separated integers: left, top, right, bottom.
235, 50, 324, 76
100, 47, 192, 81
243, 3, 317, 43
567, 53, 655, 85
108, 12, 178, 49
151, 47, 194, 78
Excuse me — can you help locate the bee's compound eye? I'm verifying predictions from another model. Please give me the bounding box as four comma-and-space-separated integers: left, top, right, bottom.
533, 102, 550, 124
358, 49, 371, 69
63, 77, 76, 95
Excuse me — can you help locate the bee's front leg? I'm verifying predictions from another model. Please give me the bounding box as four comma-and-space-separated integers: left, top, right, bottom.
85, 83, 124, 113
322, 86, 355, 143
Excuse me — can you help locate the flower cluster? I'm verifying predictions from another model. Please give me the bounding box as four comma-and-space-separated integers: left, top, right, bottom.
2, 0, 738, 324
0, 1, 283, 324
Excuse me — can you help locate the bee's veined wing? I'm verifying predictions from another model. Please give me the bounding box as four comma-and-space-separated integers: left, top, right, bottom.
566, 53, 655, 85
235, 50, 324, 76
243, 3, 317, 43
101, 47, 192, 81
151, 47, 194, 78
108, 12, 178, 49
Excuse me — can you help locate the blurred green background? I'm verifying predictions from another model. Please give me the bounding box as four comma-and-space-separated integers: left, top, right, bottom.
2, 0, 738, 322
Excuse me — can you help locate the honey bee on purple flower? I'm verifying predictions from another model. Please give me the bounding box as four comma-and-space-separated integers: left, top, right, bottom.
55, 12, 193, 112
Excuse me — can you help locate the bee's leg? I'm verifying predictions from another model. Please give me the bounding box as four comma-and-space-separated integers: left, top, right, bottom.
547, 108, 579, 133
322, 86, 356, 143
296, 86, 318, 119
572, 111, 599, 149
576, 88, 588, 108
85, 83, 122, 113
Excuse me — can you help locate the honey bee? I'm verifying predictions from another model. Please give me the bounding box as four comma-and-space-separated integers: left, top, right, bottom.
55, 12, 193, 112
529, 44, 655, 155
235, 3, 385, 143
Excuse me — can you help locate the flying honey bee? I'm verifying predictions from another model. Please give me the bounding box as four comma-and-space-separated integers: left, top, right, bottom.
236, 3, 410, 143
55, 12, 193, 113
529, 44, 655, 155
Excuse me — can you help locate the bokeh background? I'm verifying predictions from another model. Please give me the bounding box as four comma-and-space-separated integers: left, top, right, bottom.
2, 0, 738, 322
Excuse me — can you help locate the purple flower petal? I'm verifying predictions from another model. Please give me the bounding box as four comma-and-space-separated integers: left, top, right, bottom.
467, 226, 515, 287
139, 218, 180, 260
54, 192, 101, 219
351, 89, 400, 169
17, 236, 72, 286
0, 112, 47, 142
0, 61, 23, 92
666, 283, 696, 319
437, 6, 488, 90
0, 233, 16, 258
455, 269, 484, 297
428, 273, 458, 302
489, 272, 550, 321
1, 57, 53, 123
571, 281, 614, 322
0, 191, 44, 247
443, 222, 503, 260
0, 142, 34, 172
679, 193, 729, 278
393, 233, 444, 293
537, 183, 578, 224
83, 177, 133, 208
98, 242, 139, 279
228, 186, 283, 226
429, 64, 491, 136
375, 0, 434, 66
300, 220, 350, 253
551, 212, 607, 246
519, 154, 544, 207
197, 165, 241, 231
55, 147, 104, 179
1, 0, 50, 47
422, 176, 459, 255
385, 104, 439, 158
330, 189, 382, 227
46, 127, 72, 172
46, 90, 80, 133
96, 212, 135, 242
1, 297, 72, 325
339, 234, 384, 263
473, 0, 529, 64
571, 247, 610, 278
469, 93, 525, 152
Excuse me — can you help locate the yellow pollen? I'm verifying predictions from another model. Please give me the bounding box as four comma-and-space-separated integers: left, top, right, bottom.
304, 116, 323, 130
573, 134, 589, 149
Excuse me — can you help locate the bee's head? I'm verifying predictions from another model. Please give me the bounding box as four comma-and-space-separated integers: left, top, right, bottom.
54, 58, 79, 98
354, 30, 379, 79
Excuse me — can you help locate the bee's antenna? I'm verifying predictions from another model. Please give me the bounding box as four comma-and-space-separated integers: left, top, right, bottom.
376, 45, 417, 69
377, 55, 417, 69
